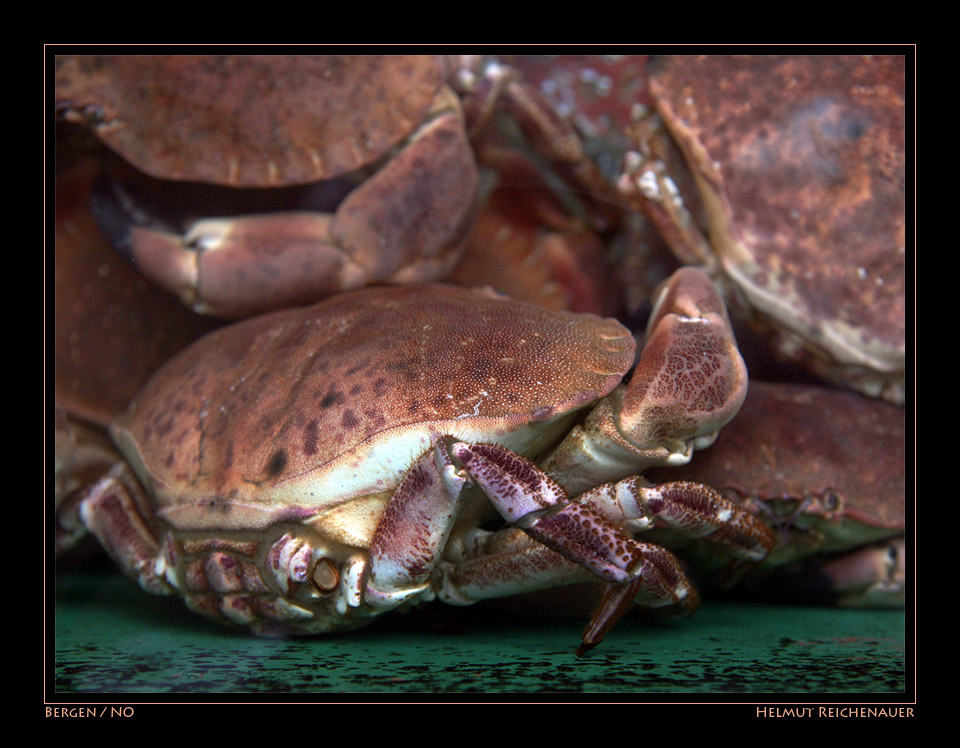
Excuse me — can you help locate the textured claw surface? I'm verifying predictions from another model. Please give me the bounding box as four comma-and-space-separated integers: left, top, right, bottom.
619, 267, 747, 447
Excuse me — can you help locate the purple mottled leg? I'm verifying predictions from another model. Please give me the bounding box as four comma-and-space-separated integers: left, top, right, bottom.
577, 580, 644, 656
448, 441, 699, 653
364, 442, 470, 609
578, 478, 775, 566
438, 528, 594, 603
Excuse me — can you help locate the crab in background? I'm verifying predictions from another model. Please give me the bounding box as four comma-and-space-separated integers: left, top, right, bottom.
512, 52, 909, 608
55, 54, 615, 319
617, 54, 906, 403
647, 381, 905, 608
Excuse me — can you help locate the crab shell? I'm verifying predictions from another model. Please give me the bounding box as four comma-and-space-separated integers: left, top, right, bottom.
54, 158, 220, 426
54, 159, 221, 554
54, 55, 449, 187
647, 380, 905, 606
115, 282, 636, 525
631, 55, 906, 403
54, 55, 620, 321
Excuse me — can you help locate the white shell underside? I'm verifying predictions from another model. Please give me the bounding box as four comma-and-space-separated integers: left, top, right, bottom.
138, 411, 580, 532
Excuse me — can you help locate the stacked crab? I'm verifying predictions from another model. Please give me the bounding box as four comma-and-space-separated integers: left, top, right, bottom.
53, 54, 906, 654
611, 55, 906, 608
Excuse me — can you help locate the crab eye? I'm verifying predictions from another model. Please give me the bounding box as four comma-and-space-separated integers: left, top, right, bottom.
311, 557, 340, 594
885, 542, 899, 569
821, 490, 840, 513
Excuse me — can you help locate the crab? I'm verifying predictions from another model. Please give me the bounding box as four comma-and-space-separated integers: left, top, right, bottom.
54, 54, 614, 320
646, 380, 905, 607
53, 55, 479, 319
619, 55, 906, 403
68, 268, 775, 655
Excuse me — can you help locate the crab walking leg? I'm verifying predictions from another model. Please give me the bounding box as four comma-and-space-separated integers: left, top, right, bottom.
437, 525, 697, 655
438, 529, 596, 603
363, 442, 470, 609
449, 441, 698, 647
440, 478, 774, 603
571, 479, 773, 648
439, 526, 689, 605
78, 463, 177, 596
577, 579, 667, 656
580, 478, 775, 564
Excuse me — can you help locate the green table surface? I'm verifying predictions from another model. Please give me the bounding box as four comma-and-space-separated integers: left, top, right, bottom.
50, 568, 909, 698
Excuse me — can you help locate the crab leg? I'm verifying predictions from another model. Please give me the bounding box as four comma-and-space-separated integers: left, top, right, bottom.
78, 463, 177, 596
363, 443, 470, 609
449, 441, 698, 650
447, 440, 777, 652
577, 579, 650, 656
578, 478, 775, 564
438, 529, 596, 603
439, 477, 774, 601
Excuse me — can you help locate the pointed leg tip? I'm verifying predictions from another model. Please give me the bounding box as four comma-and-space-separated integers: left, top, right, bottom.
575, 639, 601, 657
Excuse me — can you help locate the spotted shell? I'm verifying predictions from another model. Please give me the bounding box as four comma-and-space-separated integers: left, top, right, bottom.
55, 55, 447, 187
111, 284, 636, 532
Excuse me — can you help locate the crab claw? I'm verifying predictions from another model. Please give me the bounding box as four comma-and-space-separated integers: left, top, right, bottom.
544, 267, 748, 493
817, 538, 905, 607
623, 267, 748, 451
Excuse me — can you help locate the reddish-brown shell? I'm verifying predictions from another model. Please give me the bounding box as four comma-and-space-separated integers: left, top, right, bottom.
647, 55, 905, 387
54, 55, 446, 187
647, 381, 905, 533
111, 284, 635, 524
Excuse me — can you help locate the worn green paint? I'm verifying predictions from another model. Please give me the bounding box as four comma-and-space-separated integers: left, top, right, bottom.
53, 570, 906, 694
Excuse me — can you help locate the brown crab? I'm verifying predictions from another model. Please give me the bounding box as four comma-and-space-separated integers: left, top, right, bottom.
54, 55, 479, 318
647, 380, 906, 607
619, 55, 906, 403
54, 54, 615, 320
70, 269, 774, 654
